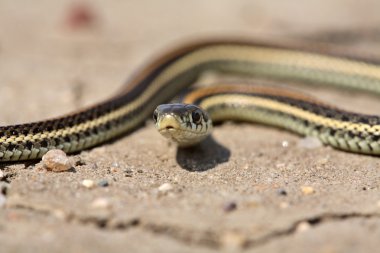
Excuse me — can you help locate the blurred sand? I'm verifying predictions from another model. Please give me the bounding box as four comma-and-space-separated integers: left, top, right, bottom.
0, 1, 380, 252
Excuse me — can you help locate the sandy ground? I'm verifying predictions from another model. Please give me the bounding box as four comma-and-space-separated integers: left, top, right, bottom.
0, 0, 380, 252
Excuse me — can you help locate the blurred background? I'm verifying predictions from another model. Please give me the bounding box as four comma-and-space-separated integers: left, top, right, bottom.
0, 0, 380, 123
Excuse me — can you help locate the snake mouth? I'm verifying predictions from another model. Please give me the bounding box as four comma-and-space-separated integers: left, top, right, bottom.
157, 114, 182, 139
158, 127, 176, 136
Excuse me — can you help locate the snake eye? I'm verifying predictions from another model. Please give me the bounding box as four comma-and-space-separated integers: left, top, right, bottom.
153, 110, 158, 123
192, 110, 202, 124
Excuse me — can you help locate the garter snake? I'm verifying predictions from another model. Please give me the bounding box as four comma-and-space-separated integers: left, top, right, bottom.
1, 40, 380, 161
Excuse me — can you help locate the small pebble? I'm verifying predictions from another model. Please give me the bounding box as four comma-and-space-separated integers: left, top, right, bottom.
111, 162, 120, 168
301, 186, 315, 195
298, 136, 322, 149
158, 183, 173, 193
296, 221, 311, 232
91, 198, 111, 209
110, 167, 118, 173
223, 201, 237, 212
52, 209, 67, 220
42, 149, 72, 172
279, 202, 289, 209
110, 162, 120, 172
97, 180, 109, 187
281, 140, 289, 148
245, 197, 262, 209
276, 188, 287, 196
82, 179, 95, 189
221, 231, 247, 249
124, 169, 133, 177
317, 157, 329, 165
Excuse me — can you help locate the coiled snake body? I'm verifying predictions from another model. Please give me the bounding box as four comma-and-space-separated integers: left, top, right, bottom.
1, 40, 380, 161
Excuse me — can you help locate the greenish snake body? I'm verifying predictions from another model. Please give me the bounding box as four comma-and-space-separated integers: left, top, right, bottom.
1, 40, 380, 161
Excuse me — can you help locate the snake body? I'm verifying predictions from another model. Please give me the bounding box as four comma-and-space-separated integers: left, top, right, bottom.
154, 84, 380, 153
1, 40, 380, 161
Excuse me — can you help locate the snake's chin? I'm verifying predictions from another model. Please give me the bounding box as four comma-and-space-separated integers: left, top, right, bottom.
158, 128, 177, 138
158, 128, 208, 147
158, 128, 187, 146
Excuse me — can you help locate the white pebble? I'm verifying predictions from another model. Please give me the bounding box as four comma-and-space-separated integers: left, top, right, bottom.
82, 179, 95, 189
111, 162, 120, 168
301, 186, 315, 195
281, 140, 289, 148
0, 170, 4, 180
158, 183, 173, 193
52, 209, 67, 220
91, 198, 111, 209
42, 149, 72, 172
296, 221, 311, 232
298, 136, 322, 149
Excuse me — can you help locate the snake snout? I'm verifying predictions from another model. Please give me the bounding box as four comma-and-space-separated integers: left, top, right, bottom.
156, 114, 181, 132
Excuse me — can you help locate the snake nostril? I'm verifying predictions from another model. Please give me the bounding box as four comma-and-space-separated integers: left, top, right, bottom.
165, 126, 174, 130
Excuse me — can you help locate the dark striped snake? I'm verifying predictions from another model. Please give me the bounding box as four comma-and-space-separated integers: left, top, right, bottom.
1, 40, 380, 162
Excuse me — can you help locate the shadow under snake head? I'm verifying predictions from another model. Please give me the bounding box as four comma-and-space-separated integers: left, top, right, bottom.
153, 104, 212, 147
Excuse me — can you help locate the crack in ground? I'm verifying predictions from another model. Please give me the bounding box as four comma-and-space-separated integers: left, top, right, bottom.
8, 202, 380, 250
244, 212, 380, 249
136, 222, 220, 248
130, 212, 380, 249
8, 202, 220, 248
53, 212, 221, 248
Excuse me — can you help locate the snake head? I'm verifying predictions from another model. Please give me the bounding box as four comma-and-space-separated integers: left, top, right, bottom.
153, 103, 212, 147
